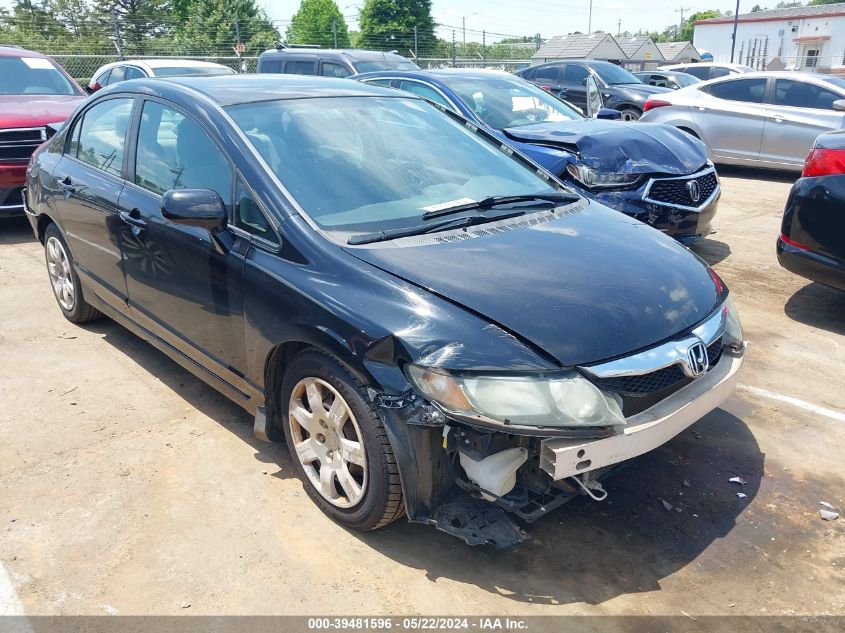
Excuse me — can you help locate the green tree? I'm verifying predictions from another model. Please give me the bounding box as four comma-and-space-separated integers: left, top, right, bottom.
286, 0, 349, 48
358, 0, 435, 57
174, 0, 279, 55
94, 0, 171, 54
679, 9, 721, 42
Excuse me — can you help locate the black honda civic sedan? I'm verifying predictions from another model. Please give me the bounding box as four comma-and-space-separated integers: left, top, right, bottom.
25, 76, 745, 547
777, 130, 845, 292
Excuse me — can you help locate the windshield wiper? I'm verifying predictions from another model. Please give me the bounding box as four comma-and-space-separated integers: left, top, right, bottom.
347, 210, 526, 246
421, 192, 579, 220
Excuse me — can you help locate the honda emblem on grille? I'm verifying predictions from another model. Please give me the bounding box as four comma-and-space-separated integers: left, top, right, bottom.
686, 341, 709, 377
686, 180, 701, 204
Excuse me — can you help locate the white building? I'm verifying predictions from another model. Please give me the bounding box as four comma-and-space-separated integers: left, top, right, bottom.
694, 3, 845, 72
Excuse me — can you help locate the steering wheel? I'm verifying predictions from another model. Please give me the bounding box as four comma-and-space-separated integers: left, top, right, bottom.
521, 108, 549, 123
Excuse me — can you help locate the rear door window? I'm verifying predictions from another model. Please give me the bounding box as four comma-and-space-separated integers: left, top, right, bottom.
321, 62, 352, 78
106, 65, 125, 85
682, 65, 710, 80
285, 60, 316, 75
563, 64, 590, 85
534, 65, 561, 82
71, 98, 134, 177
774, 79, 843, 110
260, 60, 282, 73
124, 66, 145, 80
705, 78, 767, 103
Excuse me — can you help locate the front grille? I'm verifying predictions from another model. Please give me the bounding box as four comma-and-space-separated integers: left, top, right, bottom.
0, 127, 46, 163
646, 170, 718, 208
594, 338, 724, 417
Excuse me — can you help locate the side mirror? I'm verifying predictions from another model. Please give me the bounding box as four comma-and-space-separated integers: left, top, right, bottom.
597, 108, 623, 120
834, 99, 845, 112
161, 189, 227, 231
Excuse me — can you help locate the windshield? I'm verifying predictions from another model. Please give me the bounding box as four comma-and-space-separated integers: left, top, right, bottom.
447, 75, 584, 129
0, 56, 80, 95
226, 96, 557, 240
591, 62, 641, 85
354, 60, 419, 73
153, 66, 236, 77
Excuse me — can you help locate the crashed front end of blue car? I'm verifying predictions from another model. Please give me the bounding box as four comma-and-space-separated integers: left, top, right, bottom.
505, 119, 722, 243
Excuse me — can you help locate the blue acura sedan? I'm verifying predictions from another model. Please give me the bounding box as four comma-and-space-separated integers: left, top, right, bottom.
354, 69, 720, 243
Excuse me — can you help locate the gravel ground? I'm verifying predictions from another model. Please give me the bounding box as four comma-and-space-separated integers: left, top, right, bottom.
0, 167, 843, 618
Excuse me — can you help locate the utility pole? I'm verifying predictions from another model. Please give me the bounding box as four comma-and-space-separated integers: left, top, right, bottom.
413, 25, 418, 59
675, 6, 691, 39
482, 30, 486, 64
588, 0, 593, 33
111, 10, 123, 60
462, 16, 466, 46
617, 19, 621, 37
452, 29, 456, 67
730, 0, 741, 62
332, 20, 337, 48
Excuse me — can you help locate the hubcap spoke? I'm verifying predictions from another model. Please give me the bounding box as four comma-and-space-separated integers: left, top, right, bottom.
340, 437, 364, 466
336, 464, 362, 501
290, 406, 316, 433
294, 439, 320, 464
319, 464, 339, 500
305, 382, 325, 416
327, 397, 348, 432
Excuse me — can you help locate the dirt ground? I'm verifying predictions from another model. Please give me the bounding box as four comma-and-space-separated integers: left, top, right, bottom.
0, 167, 843, 618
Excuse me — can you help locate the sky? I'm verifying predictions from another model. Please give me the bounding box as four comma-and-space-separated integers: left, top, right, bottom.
261, 0, 749, 43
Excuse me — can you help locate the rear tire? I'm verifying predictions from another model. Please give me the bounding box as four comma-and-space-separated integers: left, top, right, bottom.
619, 107, 642, 122
280, 349, 404, 531
43, 224, 102, 324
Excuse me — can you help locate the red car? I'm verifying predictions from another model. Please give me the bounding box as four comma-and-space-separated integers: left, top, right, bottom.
1, 46, 85, 217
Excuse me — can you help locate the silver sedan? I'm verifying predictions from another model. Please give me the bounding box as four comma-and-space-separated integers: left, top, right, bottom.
639, 71, 845, 171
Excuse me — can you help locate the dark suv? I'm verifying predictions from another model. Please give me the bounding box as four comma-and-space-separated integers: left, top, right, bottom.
516, 60, 671, 121
257, 46, 418, 78
0, 46, 84, 217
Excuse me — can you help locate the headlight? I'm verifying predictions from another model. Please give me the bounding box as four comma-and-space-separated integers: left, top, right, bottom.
567, 164, 642, 189
406, 365, 626, 429
723, 295, 743, 349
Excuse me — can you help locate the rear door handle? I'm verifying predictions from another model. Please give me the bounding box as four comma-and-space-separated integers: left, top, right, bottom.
119, 208, 147, 234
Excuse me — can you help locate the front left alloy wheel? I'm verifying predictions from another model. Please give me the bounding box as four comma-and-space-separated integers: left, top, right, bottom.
280, 349, 404, 530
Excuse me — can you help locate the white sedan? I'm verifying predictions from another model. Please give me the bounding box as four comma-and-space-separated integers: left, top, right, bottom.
87, 59, 235, 93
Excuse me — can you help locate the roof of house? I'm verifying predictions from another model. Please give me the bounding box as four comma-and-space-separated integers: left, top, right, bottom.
656, 41, 697, 60
531, 33, 622, 60
696, 3, 845, 25
617, 36, 652, 57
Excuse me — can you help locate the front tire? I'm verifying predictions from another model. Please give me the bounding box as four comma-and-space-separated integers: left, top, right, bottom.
43, 224, 102, 323
619, 107, 642, 122
280, 349, 404, 531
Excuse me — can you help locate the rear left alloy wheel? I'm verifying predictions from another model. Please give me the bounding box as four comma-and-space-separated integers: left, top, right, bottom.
43, 224, 102, 323
280, 349, 404, 530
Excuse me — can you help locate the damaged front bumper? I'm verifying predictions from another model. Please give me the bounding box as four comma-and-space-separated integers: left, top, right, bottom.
374, 343, 745, 549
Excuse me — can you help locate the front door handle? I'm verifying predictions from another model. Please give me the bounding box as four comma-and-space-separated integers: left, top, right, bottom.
119, 209, 147, 235
58, 177, 75, 194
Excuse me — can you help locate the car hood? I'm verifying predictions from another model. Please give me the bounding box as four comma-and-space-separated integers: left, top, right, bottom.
0, 95, 84, 129
504, 119, 707, 175
345, 201, 725, 367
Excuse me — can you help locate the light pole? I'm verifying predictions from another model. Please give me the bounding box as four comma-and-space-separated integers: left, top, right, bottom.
462, 13, 479, 46
730, 0, 741, 62
588, 0, 593, 34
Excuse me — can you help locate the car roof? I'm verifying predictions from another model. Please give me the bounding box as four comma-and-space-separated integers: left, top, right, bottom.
259, 48, 406, 61
705, 70, 844, 82
98, 74, 407, 107
0, 45, 50, 59
137, 59, 232, 69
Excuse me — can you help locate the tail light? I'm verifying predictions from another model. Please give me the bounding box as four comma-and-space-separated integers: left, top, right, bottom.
802, 148, 845, 177
643, 99, 671, 113
779, 233, 809, 250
